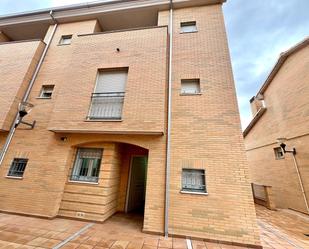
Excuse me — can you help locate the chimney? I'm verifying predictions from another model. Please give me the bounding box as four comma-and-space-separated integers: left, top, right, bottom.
250, 94, 264, 116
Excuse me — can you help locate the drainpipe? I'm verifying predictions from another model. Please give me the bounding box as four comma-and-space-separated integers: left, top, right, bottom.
292, 153, 309, 214
0, 11, 58, 166
165, 0, 173, 238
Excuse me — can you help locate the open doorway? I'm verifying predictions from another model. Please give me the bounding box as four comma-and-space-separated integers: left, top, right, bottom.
125, 156, 148, 214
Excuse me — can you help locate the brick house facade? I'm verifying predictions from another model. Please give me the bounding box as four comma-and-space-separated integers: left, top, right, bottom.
0, 0, 260, 247
244, 37, 309, 215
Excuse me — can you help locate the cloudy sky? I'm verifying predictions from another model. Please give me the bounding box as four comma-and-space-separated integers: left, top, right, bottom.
0, 0, 308, 129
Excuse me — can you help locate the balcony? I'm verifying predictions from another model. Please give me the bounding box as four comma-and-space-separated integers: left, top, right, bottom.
88, 92, 125, 120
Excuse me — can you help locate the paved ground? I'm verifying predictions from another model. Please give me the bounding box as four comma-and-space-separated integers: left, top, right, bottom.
0, 205, 308, 249
256, 205, 309, 249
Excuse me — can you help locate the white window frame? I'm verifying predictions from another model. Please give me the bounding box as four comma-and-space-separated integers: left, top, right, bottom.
180, 21, 198, 33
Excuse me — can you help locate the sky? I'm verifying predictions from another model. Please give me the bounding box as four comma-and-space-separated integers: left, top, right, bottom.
0, 0, 308, 129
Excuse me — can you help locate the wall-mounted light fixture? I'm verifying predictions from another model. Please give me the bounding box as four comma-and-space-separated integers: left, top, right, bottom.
60, 136, 68, 142
276, 138, 308, 213
277, 138, 296, 155
15, 102, 36, 129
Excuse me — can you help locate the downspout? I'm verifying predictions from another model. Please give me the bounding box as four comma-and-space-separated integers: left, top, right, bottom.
292, 154, 309, 214
0, 11, 58, 166
165, 0, 173, 238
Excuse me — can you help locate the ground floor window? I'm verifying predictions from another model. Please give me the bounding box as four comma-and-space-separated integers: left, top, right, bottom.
182, 168, 206, 193
71, 148, 103, 183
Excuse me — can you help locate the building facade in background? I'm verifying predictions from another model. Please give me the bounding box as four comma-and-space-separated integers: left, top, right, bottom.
0, 0, 260, 247
244, 37, 309, 215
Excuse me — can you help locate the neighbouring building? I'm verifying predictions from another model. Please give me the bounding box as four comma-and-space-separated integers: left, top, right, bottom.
244, 37, 309, 215
0, 0, 261, 247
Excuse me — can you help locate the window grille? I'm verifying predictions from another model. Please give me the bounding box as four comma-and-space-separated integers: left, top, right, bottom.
71, 148, 103, 183
8, 158, 28, 177
182, 169, 206, 193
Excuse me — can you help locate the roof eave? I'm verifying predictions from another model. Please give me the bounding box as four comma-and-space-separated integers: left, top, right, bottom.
243, 107, 267, 137
245, 37, 309, 136
256, 36, 309, 96
0, 0, 226, 26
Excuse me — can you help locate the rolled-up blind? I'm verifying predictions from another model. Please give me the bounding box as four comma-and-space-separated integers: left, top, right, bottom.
95, 70, 128, 93
79, 148, 103, 159
181, 79, 200, 94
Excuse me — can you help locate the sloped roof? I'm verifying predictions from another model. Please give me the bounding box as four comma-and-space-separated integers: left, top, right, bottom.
256, 36, 309, 96
0, 0, 226, 21
243, 107, 266, 137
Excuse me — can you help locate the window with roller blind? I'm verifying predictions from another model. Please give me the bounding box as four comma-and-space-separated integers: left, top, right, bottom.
181, 79, 201, 95
180, 21, 198, 33
88, 68, 128, 120
39, 85, 54, 98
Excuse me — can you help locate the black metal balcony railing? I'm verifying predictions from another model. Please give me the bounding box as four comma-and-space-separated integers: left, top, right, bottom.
88, 92, 125, 120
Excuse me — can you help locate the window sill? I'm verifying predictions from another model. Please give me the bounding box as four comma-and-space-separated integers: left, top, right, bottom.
6, 176, 23, 180
180, 93, 202, 96
180, 31, 198, 34
57, 43, 71, 46
68, 180, 99, 185
36, 97, 52, 99
85, 119, 123, 122
180, 190, 208, 196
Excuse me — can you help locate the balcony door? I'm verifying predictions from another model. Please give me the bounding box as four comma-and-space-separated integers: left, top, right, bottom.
88, 68, 128, 120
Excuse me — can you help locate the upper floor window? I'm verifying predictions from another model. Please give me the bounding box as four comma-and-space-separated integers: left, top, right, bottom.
180, 21, 197, 33
59, 35, 72, 45
8, 158, 28, 178
181, 79, 201, 95
182, 169, 206, 193
88, 69, 128, 120
71, 148, 103, 183
39, 85, 54, 98
274, 147, 284, 160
